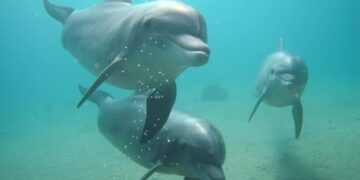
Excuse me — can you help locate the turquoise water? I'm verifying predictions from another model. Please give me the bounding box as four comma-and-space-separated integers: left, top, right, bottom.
0, 0, 359, 179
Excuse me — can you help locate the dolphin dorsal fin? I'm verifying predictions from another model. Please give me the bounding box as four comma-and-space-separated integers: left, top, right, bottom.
44, 0, 74, 24
278, 38, 284, 51
103, 0, 132, 4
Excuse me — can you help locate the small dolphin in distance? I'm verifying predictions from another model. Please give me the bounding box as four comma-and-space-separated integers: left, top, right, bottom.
248, 39, 308, 139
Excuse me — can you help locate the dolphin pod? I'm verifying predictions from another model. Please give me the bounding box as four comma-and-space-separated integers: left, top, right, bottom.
43, 0, 311, 178
79, 86, 226, 180
44, 0, 210, 143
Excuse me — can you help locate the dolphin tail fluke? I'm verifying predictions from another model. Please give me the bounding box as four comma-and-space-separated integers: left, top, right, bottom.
292, 99, 303, 139
140, 81, 176, 144
248, 92, 265, 122
44, 0, 74, 24
77, 57, 122, 108
78, 85, 113, 106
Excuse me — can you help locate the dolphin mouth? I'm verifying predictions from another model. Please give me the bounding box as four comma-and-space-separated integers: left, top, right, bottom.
164, 33, 210, 65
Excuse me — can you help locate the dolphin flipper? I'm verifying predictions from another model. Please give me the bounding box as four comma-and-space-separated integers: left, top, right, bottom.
43, 0, 74, 24
292, 99, 303, 139
77, 57, 123, 108
248, 91, 266, 122
78, 85, 113, 107
140, 81, 176, 143
201, 164, 226, 180
140, 161, 163, 180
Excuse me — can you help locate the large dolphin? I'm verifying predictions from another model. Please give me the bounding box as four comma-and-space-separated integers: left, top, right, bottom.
248, 39, 308, 139
43, 0, 210, 143
78, 86, 226, 180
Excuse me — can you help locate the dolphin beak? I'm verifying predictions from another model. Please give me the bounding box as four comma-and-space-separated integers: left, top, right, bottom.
166, 34, 210, 66
202, 164, 226, 180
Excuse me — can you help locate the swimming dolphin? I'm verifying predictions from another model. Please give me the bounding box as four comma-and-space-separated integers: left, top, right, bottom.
78, 86, 226, 180
43, 0, 210, 143
248, 39, 308, 139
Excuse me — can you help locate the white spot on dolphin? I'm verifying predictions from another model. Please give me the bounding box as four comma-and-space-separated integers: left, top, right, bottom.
94, 62, 100, 69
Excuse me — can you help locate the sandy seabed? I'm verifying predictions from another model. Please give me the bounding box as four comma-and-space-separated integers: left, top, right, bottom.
1, 84, 359, 180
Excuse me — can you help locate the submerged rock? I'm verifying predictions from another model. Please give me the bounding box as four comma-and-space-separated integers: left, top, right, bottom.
201, 84, 229, 101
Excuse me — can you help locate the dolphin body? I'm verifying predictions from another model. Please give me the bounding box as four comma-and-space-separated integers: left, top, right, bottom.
43, 0, 210, 143
248, 39, 308, 139
79, 86, 226, 180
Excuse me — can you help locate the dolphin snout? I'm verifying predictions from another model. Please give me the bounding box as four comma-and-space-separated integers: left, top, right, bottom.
190, 46, 210, 67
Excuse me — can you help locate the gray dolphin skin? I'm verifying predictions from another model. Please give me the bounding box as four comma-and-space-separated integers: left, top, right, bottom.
78, 86, 226, 180
248, 39, 308, 139
43, 0, 210, 143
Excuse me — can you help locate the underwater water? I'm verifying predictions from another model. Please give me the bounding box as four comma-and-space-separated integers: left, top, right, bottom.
0, 0, 359, 179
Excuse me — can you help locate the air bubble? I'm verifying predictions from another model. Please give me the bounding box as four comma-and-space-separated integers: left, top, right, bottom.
124, 145, 128, 149
94, 63, 100, 68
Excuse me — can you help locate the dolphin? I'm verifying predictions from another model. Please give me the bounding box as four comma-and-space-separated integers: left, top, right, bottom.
248, 39, 308, 139
43, 0, 210, 143
78, 86, 226, 180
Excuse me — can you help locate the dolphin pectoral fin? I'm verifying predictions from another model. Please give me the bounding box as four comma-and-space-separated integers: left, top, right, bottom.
140, 81, 177, 143
202, 164, 226, 180
77, 57, 122, 108
140, 161, 163, 180
184, 177, 201, 180
292, 99, 303, 139
248, 92, 266, 122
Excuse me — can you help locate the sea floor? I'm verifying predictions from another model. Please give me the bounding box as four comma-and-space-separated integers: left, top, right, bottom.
1, 84, 359, 180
